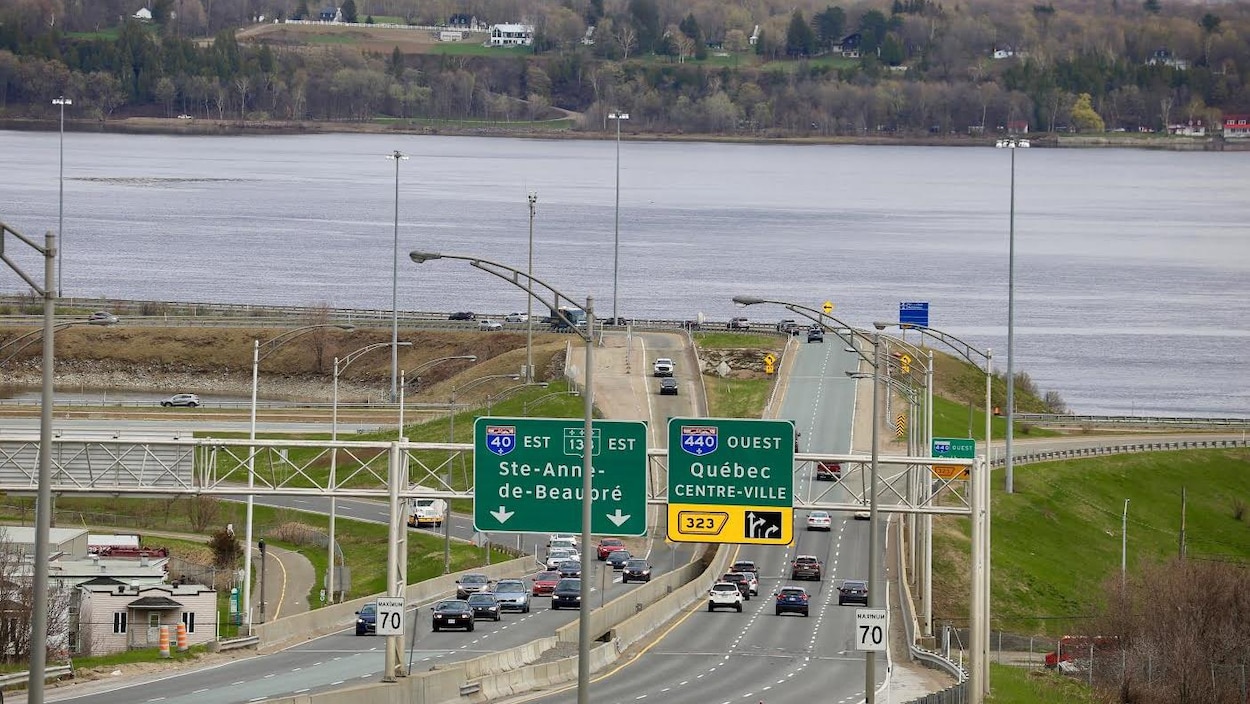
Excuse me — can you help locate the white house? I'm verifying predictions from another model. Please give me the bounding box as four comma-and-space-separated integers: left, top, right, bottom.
133, 7, 153, 21
77, 579, 216, 656
490, 23, 534, 47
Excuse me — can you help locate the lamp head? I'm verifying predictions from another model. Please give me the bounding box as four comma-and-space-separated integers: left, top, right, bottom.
463, 355, 478, 362
336, 324, 357, 331
872, 321, 890, 331
732, 295, 764, 307
398, 341, 413, 347
409, 250, 442, 264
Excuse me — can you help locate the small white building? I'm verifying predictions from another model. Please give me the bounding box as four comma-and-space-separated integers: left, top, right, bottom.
490, 23, 534, 47
78, 579, 216, 656
133, 7, 153, 21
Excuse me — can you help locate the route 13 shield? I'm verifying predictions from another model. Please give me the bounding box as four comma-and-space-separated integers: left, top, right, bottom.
679, 425, 718, 456
484, 425, 516, 456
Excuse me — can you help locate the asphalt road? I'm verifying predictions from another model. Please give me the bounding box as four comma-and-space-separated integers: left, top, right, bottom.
520, 337, 886, 704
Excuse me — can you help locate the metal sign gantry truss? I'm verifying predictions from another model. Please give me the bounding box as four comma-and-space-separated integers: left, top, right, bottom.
0, 436, 974, 518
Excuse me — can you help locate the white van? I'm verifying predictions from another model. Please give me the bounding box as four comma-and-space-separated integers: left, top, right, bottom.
408, 498, 447, 528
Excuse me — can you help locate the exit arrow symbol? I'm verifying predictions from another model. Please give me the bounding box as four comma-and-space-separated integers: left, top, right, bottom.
606, 509, 630, 526
490, 506, 514, 524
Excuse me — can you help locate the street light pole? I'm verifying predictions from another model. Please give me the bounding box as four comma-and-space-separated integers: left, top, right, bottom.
444, 372, 520, 573
387, 150, 408, 404
245, 323, 353, 628
52, 97, 70, 298
1, 223, 55, 704
996, 137, 1028, 494
526, 193, 536, 382
864, 324, 884, 704
329, 341, 412, 598
608, 112, 628, 325
1121, 498, 1130, 587
409, 250, 596, 704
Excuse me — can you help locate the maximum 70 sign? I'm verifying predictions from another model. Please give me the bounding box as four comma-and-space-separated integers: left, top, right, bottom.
855, 608, 887, 651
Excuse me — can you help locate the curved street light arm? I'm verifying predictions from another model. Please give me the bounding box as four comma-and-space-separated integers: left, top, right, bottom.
258, 323, 356, 363
886, 323, 990, 371
340, 340, 411, 372
0, 320, 89, 365
451, 372, 523, 403
523, 389, 578, 415
412, 354, 477, 378
411, 250, 592, 343
732, 295, 876, 366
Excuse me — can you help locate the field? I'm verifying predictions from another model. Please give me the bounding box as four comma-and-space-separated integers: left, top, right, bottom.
236, 22, 499, 56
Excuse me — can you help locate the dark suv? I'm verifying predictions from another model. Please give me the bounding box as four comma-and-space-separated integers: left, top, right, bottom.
790, 555, 823, 581
354, 602, 377, 635
721, 572, 752, 600
807, 327, 824, 343
775, 587, 810, 617
448, 311, 476, 320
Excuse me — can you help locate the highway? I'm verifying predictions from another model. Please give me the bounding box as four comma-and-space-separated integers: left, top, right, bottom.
519, 337, 885, 704
39, 331, 703, 704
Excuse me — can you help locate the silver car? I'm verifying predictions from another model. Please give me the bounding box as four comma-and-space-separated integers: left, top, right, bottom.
160, 393, 200, 407
491, 579, 531, 613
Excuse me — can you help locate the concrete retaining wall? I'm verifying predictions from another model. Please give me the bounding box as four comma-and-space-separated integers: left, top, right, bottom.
254, 556, 534, 653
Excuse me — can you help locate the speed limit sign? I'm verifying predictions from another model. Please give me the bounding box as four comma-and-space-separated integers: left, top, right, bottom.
375, 596, 405, 636
855, 608, 887, 651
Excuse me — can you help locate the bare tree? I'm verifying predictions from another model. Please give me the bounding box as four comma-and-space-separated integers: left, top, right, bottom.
613, 23, 638, 60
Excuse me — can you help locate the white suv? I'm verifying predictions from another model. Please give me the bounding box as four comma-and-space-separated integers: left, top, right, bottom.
161, 393, 200, 408
653, 357, 675, 377
708, 582, 744, 612
479, 319, 503, 331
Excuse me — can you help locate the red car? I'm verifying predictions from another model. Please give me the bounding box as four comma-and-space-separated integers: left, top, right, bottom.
596, 538, 626, 561
532, 571, 561, 597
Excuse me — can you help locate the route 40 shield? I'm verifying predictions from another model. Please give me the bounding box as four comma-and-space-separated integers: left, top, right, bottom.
679, 425, 718, 456
484, 425, 516, 456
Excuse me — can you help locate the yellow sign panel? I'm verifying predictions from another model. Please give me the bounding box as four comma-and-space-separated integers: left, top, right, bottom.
822, 300, 834, 314
764, 362, 776, 375
932, 465, 970, 480
763, 353, 777, 365
667, 503, 794, 545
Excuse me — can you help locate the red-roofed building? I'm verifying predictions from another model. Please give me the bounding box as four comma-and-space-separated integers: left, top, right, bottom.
1223, 115, 1250, 138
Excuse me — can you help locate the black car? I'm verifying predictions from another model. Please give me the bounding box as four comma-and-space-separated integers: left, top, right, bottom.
354, 602, 376, 635
448, 311, 476, 321
431, 599, 475, 631
606, 549, 632, 570
721, 572, 752, 600
622, 559, 652, 583
659, 378, 679, 395
467, 593, 502, 621
838, 579, 870, 606
775, 586, 811, 616
551, 578, 582, 610
557, 560, 582, 578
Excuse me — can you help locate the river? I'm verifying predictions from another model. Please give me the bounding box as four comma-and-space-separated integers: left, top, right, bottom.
1, 131, 1247, 417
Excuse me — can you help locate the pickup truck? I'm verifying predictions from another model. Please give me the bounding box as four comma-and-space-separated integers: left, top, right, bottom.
653, 357, 675, 377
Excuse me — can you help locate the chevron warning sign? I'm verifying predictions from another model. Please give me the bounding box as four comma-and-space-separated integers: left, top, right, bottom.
895, 413, 906, 438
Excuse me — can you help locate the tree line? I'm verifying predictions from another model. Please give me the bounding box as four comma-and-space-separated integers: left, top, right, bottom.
0, 0, 1246, 136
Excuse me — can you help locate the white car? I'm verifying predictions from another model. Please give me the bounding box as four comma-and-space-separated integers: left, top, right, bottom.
548, 538, 577, 554
505, 312, 529, 323
739, 570, 759, 596
652, 358, 675, 377
545, 548, 578, 570
708, 582, 744, 612
478, 319, 503, 331
807, 510, 833, 531
854, 504, 871, 520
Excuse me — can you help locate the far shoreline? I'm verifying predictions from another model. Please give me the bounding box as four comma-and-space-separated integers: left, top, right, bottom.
2, 116, 1238, 151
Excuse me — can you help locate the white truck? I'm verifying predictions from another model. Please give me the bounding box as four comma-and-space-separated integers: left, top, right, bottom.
653, 357, 675, 377
408, 498, 447, 528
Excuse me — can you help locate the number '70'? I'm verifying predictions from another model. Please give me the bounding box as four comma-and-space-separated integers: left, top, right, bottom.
858, 624, 883, 645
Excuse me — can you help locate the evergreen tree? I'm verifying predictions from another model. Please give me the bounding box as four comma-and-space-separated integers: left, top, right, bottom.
294, 0, 310, 21
785, 10, 815, 58
814, 6, 846, 52
341, 0, 358, 23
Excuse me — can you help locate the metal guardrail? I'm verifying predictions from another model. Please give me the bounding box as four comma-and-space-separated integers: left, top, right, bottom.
991, 438, 1248, 468
0, 663, 73, 688
1016, 413, 1250, 428
216, 635, 260, 651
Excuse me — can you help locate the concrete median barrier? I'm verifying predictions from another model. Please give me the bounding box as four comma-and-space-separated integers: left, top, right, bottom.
254, 556, 533, 652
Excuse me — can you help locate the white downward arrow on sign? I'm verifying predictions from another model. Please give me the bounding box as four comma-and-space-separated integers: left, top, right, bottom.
490, 506, 514, 523
606, 509, 630, 526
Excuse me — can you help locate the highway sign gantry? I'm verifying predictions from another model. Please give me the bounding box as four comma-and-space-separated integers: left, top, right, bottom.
666, 418, 794, 545
473, 417, 648, 536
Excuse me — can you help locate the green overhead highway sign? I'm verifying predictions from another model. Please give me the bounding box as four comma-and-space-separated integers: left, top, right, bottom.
473, 417, 648, 536
666, 417, 794, 545
931, 437, 975, 480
